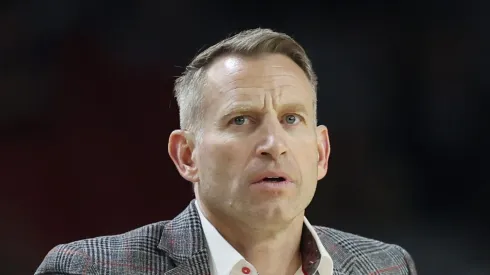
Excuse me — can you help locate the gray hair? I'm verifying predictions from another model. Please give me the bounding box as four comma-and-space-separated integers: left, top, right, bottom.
174, 28, 317, 134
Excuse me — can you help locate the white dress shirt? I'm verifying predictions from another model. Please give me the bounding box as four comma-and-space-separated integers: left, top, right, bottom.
195, 201, 333, 275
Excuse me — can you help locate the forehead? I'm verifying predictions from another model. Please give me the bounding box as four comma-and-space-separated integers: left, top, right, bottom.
203, 53, 313, 105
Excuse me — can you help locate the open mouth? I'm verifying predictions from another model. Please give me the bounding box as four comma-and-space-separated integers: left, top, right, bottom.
251, 174, 293, 191
259, 177, 286, 183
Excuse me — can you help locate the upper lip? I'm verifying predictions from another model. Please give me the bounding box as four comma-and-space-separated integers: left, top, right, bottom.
251, 170, 292, 183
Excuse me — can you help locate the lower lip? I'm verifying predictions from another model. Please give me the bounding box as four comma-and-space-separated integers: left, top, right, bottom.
251, 180, 294, 191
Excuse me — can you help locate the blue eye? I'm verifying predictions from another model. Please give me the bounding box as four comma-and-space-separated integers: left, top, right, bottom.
232, 116, 247, 125
284, 114, 299, 124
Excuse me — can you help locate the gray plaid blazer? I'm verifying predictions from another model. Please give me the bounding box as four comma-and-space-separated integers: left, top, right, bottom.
35, 200, 417, 275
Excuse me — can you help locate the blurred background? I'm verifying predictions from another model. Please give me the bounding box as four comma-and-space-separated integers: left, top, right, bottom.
1, 1, 488, 274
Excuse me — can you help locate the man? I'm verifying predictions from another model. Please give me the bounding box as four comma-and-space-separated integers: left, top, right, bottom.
35, 28, 417, 275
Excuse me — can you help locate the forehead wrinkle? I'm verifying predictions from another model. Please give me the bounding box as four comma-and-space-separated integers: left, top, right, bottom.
207, 56, 310, 92
220, 74, 307, 94
204, 55, 315, 121
215, 84, 312, 114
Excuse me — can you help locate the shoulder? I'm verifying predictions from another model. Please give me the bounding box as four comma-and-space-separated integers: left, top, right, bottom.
35, 221, 169, 275
313, 226, 417, 274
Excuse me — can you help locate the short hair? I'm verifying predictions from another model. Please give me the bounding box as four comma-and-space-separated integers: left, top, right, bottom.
174, 28, 318, 133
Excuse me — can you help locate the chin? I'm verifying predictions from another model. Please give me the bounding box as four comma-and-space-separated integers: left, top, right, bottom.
247, 199, 300, 223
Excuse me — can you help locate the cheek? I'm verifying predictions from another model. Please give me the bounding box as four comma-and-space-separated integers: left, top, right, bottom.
293, 134, 317, 156
292, 139, 319, 172
199, 137, 243, 175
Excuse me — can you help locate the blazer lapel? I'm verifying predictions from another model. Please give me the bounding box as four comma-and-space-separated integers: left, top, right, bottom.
158, 200, 353, 275
313, 225, 356, 275
163, 250, 210, 275
158, 200, 211, 275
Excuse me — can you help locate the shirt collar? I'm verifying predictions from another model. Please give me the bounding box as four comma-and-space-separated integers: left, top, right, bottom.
195, 201, 333, 275
301, 216, 333, 275
196, 201, 244, 274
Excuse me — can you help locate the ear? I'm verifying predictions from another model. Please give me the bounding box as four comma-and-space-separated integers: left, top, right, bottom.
315, 125, 331, 180
168, 130, 199, 183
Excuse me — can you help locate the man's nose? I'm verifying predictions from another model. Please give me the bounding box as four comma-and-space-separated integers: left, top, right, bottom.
255, 126, 288, 160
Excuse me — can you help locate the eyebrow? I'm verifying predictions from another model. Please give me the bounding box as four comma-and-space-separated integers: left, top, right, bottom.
220, 104, 258, 119
220, 102, 309, 120
279, 103, 308, 115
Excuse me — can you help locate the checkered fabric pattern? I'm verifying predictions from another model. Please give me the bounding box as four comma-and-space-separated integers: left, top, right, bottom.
35, 200, 417, 275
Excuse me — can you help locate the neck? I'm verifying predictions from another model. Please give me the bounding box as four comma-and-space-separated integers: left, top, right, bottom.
198, 200, 304, 275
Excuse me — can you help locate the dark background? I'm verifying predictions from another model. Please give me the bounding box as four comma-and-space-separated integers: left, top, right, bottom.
1, 1, 488, 274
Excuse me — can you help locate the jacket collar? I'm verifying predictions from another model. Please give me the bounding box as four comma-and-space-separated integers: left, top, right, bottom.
158, 199, 210, 275
158, 200, 349, 275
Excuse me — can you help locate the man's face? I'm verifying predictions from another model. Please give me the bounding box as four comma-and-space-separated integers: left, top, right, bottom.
179, 54, 329, 226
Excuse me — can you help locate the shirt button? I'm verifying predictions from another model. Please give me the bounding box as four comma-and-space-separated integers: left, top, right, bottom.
241, 267, 251, 274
